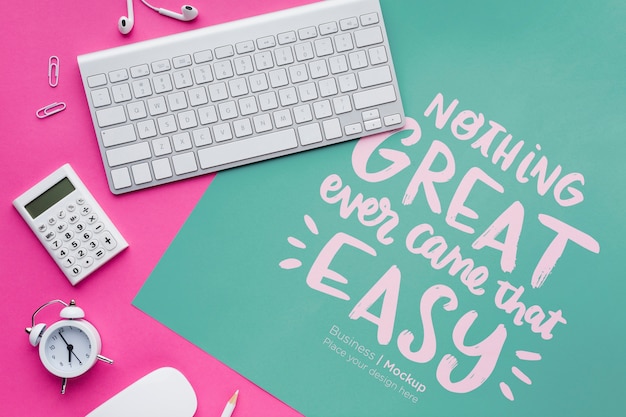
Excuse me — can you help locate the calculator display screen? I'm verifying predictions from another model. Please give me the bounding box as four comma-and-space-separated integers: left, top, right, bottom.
24, 177, 75, 219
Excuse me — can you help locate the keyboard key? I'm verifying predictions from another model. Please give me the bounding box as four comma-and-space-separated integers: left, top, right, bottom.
109, 69, 129, 83
236, 40, 255, 54
322, 118, 342, 140
253, 114, 272, 133
137, 120, 157, 138
152, 158, 173, 179
157, 114, 177, 134
131, 163, 152, 184
152, 137, 172, 156
334, 33, 354, 52
178, 111, 198, 129
173, 69, 194, 88
340, 17, 359, 30
127, 101, 147, 120
353, 85, 397, 110
193, 50, 213, 63
112, 84, 132, 102
106, 142, 151, 166
345, 122, 363, 135
257, 36, 276, 50
278, 31, 297, 44
173, 55, 193, 68
96, 106, 126, 127
368, 46, 388, 65
364, 118, 382, 131
360, 12, 379, 26
172, 152, 198, 175
173, 132, 193, 151
274, 47, 294, 66
213, 123, 233, 142
319, 21, 338, 35
147, 96, 168, 115
101, 124, 136, 147
110, 167, 132, 189
91, 88, 112, 108
354, 26, 383, 48
152, 59, 171, 73
233, 119, 253, 138
215, 45, 234, 59
314, 38, 334, 57
294, 42, 314, 61
358, 65, 392, 88
298, 26, 317, 40
87, 74, 107, 88
348, 50, 368, 70
192, 128, 212, 147
254, 51, 274, 71
298, 123, 323, 145
198, 129, 298, 168
384, 113, 402, 126
193, 65, 214, 84
234, 56, 254, 75
214, 61, 234, 79
130, 64, 150, 78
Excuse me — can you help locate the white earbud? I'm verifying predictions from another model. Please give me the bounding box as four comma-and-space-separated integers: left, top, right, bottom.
158, 5, 199, 21
118, 0, 135, 34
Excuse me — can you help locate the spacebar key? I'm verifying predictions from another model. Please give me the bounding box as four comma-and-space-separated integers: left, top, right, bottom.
198, 129, 298, 169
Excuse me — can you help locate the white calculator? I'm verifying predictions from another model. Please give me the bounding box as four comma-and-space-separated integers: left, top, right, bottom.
13, 164, 128, 285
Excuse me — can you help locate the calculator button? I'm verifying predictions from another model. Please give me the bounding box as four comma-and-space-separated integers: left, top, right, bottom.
62, 231, 74, 241
67, 204, 76, 212
47, 217, 57, 226
49, 239, 62, 250
86, 212, 99, 224
101, 231, 118, 250
94, 248, 106, 259
76, 248, 88, 259
38, 224, 47, 232
70, 265, 82, 277
80, 205, 92, 216
80, 231, 93, 241
63, 256, 76, 267
87, 239, 99, 250
55, 222, 68, 233
76, 198, 85, 205
93, 222, 105, 233
56, 247, 69, 259
44, 230, 56, 241
69, 239, 81, 249
81, 257, 95, 268
57, 209, 66, 219
68, 214, 80, 224
75, 222, 86, 232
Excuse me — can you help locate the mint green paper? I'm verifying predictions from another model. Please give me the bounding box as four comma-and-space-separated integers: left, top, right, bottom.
134, 1, 626, 415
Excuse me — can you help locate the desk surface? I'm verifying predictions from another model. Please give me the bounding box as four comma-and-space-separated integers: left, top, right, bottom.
0, 1, 310, 416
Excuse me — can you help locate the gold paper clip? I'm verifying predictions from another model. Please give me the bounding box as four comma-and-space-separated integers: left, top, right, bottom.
48, 56, 60, 87
36, 102, 66, 119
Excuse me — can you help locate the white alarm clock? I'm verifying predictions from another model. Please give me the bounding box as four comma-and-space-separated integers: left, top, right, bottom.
25, 299, 113, 393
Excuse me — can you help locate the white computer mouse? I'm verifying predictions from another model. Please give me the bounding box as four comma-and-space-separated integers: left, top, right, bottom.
85, 367, 197, 417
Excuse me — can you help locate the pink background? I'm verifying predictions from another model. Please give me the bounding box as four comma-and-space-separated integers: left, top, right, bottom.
0, 1, 313, 415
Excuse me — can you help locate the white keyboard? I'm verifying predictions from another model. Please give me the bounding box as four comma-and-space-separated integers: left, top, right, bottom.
78, 0, 405, 194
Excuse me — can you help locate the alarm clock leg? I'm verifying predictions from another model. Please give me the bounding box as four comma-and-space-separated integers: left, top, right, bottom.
61, 377, 67, 394
97, 354, 114, 364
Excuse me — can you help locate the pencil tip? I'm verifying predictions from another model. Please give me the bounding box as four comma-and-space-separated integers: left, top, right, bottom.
230, 389, 239, 404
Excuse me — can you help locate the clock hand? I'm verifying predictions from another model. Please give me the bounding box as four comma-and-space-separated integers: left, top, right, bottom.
58, 331, 83, 365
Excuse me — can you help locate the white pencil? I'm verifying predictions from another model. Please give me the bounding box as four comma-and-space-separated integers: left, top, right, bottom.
220, 390, 239, 417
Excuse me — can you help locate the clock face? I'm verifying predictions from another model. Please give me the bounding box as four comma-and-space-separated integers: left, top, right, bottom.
40, 321, 100, 378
